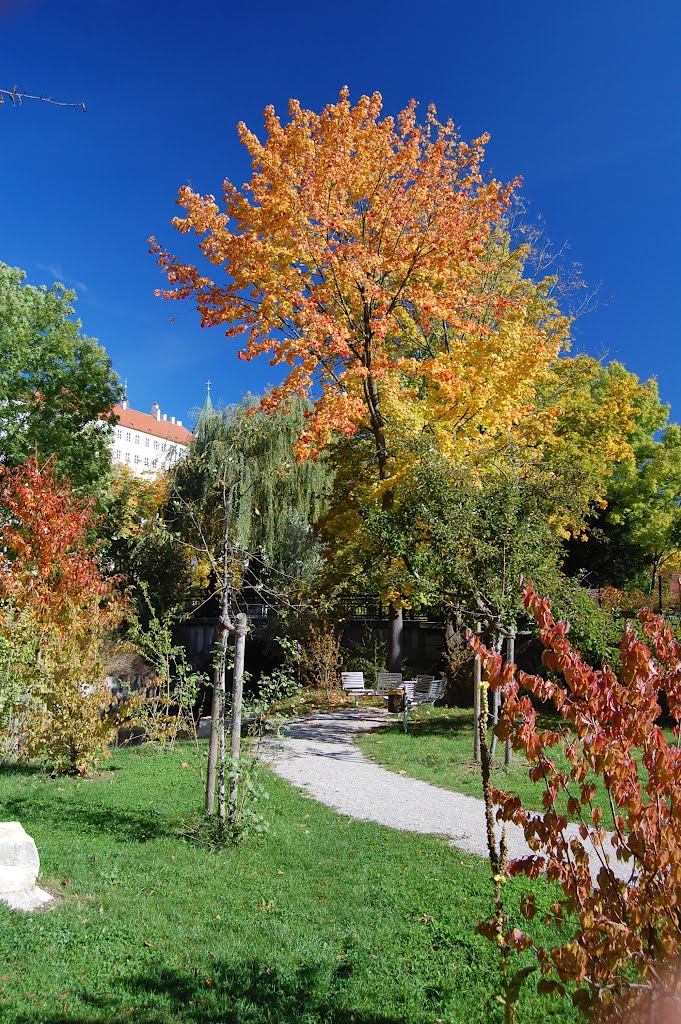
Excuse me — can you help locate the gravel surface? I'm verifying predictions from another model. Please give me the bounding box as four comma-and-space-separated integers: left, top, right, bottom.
261, 708, 631, 883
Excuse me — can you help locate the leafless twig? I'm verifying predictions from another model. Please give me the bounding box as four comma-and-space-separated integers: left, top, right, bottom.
0, 85, 86, 111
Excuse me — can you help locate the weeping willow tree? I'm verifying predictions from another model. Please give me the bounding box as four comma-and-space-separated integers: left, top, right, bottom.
170, 394, 330, 821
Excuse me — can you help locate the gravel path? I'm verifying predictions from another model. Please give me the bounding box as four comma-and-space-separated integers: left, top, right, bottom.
261, 708, 630, 884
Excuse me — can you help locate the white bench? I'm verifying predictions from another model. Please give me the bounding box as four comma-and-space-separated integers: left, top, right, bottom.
400, 677, 446, 732
376, 672, 403, 694
410, 676, 446, 706
341, 671, 369, 706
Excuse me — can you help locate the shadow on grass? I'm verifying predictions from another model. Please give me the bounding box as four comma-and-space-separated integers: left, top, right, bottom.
12, 959, 414, 1023
0, 761, 51, 778
0, 760, 124, 780
0, 794, 169, 843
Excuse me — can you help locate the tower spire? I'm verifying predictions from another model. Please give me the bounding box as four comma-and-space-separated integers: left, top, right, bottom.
198, 379, 214, 421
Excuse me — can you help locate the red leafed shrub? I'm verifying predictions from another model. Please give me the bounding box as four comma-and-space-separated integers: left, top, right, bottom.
0, 458, 125, 774
469, 584, 681, 1023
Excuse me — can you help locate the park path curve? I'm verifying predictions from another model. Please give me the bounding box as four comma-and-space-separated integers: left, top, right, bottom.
260, 708, 630, 883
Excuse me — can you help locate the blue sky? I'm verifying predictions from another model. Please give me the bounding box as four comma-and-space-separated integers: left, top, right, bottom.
2, 0, 680, 425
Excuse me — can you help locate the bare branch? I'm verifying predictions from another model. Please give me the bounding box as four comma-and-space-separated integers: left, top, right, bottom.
0, 85, 86, 112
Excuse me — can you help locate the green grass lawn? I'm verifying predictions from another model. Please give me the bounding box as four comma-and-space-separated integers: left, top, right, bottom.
0, 744, 578, 1024
355, 706, 619, 829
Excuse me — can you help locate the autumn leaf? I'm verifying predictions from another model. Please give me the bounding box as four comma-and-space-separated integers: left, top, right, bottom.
472, 584, 681, 1020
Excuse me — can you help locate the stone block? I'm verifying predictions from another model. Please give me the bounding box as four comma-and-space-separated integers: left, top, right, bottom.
1, 886, 52, 911
0, 822, 40, 893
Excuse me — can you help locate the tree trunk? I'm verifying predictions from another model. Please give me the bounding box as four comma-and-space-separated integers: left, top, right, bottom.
365, 366, 402, 673
650, 558, 661, 595
445, 615, 456, 656
387, 605, 403, 673
228, 613, 248, 826
444, 611, 461, 692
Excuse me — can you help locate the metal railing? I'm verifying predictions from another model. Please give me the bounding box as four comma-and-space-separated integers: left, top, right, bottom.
334, 596, 445, 623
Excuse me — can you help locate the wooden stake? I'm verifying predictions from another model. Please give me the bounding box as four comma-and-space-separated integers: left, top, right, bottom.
504, 631, 515, 767
228, 613, 248, 826
473, 621, 481, 762
205, 621, 229, 815
490, 632, 502, 761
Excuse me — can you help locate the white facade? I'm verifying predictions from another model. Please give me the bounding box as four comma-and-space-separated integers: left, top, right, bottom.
110, 401, 193, 478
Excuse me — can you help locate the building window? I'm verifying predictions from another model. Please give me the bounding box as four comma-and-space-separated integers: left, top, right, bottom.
144, 437, 150, 447
144, 457, 149, 466
152, 458, 158, 468
125, 453, 130, 464
134, 455, 140, 464
125, 432, 131, 442
114, 449, 121, 459
116, 429, 122, 440
153, 440, 159, 450
161, 442, 167, 451
134, 434, 140, 444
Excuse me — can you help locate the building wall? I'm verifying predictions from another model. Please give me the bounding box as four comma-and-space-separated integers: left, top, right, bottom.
111, 423, 187, 477
109, 401, 193, 478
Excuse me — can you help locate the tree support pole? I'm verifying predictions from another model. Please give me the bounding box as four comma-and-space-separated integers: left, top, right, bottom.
504, 631, 515, 767
473, 621, 482, 763
490, 632, 502, 761
205, 621, 229, 815
228, 613, 248, 826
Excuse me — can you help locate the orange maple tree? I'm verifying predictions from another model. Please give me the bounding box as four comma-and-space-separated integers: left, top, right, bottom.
0, 458, 125, 773
151, 89, 569, 481
152, 90, 577, 668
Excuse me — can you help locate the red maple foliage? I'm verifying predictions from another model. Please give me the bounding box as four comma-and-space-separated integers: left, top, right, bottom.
470, 585, 681, 1022
0, 458, 125, 773
0, 458, 117, 624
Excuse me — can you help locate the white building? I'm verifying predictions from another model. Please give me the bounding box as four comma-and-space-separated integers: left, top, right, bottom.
111, 399, 193, 477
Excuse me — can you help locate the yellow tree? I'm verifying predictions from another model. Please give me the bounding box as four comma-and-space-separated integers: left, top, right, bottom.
152, 90, 571, 665
510, 355, 654, 536
316, 357, 651, 632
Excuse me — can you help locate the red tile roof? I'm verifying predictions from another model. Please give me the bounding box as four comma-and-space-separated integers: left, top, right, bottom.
113, 404, 193, 445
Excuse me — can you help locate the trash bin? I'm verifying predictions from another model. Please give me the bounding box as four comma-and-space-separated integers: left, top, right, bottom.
387, 690, 404, 713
